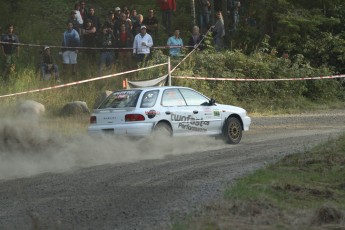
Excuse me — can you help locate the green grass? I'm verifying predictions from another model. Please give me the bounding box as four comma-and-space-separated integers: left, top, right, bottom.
172, 134, 345, 229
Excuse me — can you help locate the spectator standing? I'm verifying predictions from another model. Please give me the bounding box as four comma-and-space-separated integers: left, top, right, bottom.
114, 7, 121, 21
197, 0, 211, 33
117, 23, 133, 70
157, 0, 176, 34
74, 3, 84, 26
97, 26, 116, 76
82, 19, 97, 56
142, 9, 158, 39
114, 13, 132, 36
104, 11, 116, 32
233, 1, 241, 30
40, 46, 60, 81
213, 11, 225, 51
67, 11, 83, 34
130, 9, 138, 26
167, 28, 183, 57
188, 25, 205, 51
125, 9, 132, 27
133, 25, 153, 65
87, 7, 101, 32
79, 1, 88, 22
132, 14, 144, 37
61, 22, 80, 76
1, 24, 19, 78
122, 5, 129, 14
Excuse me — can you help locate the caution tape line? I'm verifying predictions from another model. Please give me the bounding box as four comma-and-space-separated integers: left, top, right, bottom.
173, 74, 345, 81
0, 62, 168, 98
0, 41, 193, 50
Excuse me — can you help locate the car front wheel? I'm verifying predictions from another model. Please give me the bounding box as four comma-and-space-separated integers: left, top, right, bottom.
223, 117, 242, 144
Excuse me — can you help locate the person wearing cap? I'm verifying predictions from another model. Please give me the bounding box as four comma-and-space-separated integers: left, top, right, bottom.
114, 7, 121, 21
40, 46, 60, 81
132, 25, 153, 65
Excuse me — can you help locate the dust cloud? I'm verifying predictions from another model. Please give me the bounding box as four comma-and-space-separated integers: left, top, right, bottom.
0, 114, 225, 180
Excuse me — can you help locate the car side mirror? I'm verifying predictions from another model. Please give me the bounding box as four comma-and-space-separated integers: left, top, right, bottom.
209, 98, 216, 106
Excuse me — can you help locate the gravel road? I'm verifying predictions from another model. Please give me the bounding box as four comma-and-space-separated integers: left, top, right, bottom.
0, 110, 345, 229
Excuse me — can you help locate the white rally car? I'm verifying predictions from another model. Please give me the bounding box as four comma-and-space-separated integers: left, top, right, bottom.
88, 86, 251, 144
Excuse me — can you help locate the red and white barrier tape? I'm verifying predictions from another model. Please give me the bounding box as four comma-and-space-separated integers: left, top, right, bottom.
173, 74, 345, 81
0, 41, 192, 50
0, 63, 167, 98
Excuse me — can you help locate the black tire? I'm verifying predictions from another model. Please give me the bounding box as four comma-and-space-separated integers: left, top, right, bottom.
153, 122, 172, 137
223, 117, 242, 144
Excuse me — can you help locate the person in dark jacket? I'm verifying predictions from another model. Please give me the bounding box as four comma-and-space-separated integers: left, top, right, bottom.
1, 24, 19, 78
188, 25, 205, 51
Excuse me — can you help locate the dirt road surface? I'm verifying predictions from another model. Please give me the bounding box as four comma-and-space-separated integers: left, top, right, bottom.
0, 110, 344, 229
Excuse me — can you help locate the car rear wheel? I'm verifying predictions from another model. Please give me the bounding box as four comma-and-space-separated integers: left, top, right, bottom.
153, 122, 172, 137
223, 117, 242, 144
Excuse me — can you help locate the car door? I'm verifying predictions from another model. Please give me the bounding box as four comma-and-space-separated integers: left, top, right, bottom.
161, 88, 191, 135
179, 88, 222, 135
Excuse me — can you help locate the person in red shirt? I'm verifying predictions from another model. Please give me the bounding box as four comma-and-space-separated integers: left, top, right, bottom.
117, 23, 133, 70
157, 0, 176, 34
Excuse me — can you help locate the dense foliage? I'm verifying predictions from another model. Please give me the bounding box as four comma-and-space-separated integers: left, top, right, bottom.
0, 0, 344, 114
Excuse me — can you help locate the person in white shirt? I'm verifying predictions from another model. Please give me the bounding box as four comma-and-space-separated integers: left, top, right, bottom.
74, 3, 84, 25
133, 25, 153, 64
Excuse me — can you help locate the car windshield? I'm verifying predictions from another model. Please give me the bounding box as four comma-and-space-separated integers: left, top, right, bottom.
98, 90, 142, 109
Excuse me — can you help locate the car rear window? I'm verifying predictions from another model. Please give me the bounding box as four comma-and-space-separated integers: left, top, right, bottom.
98, 90, 142, 109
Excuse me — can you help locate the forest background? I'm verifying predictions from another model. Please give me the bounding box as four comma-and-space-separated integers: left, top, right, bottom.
0, 0, 344, 115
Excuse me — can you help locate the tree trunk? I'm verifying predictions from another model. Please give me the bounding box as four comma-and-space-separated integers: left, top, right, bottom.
222, 0, 229, 48
190, 0, 196, 27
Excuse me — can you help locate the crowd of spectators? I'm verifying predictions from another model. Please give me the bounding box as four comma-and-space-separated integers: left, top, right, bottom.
0, 0, 234, 82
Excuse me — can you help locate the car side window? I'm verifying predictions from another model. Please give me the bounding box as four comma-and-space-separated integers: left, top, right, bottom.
161, 89, 187, 106
140, 90, 159, 108
179, 88, 209, 106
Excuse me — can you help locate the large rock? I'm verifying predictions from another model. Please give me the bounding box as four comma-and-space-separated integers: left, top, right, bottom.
16, 100, 45, 116
93, 90, 112, 109
61, 101, 90, 116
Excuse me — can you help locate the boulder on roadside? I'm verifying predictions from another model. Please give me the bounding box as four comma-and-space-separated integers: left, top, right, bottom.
61, 101, 90, 116
93, 90, 112, 109
16, 100, 45, 116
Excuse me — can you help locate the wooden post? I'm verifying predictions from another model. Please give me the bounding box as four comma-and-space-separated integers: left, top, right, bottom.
168, 57, 171, 86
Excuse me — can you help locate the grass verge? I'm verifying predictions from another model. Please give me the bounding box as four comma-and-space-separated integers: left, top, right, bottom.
172, 133, 345, 229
